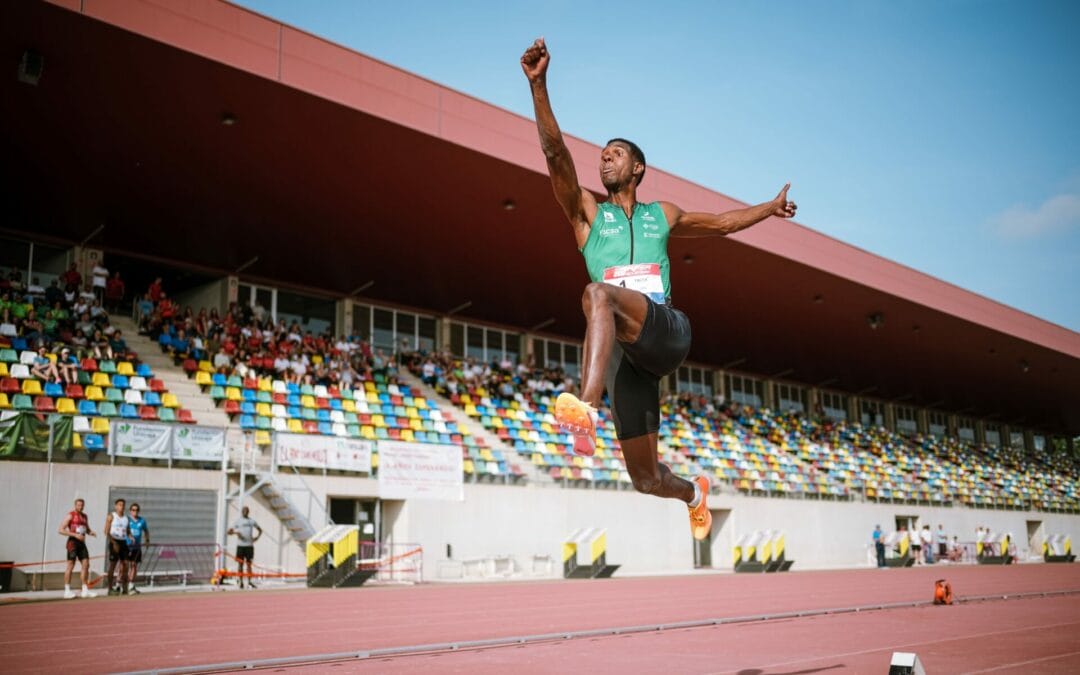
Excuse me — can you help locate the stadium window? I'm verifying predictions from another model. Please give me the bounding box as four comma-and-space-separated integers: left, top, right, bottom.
775, 382, 806, 413
985, 423, 1001, 447
504, 333, 520, 365
725, 373, 763, 407
532, 336, 580, 375
372, 308, 395, 352
1033, 434, 1046, 451
677, 365, 713, 397
466, 325, 484, 360
895, 405, 918, 435
396, 312, 416, 351
821, 391, 848, 422
418, 317, 437, 352
859, 399, 882, 427
352, 303, 372, 340
957, 417, 975, 442
1009, 430, 1024, 449
928, 411, 947, 438
485, 328, 504, 361
275, 290, 335, 336
449, 322, 465, 357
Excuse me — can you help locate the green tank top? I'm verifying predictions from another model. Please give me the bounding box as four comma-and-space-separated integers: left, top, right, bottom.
580, 201, 672, 304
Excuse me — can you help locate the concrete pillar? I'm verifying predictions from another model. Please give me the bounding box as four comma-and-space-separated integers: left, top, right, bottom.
846, 395, 858, 423
335, 299, 353, 338
1023, 429, 1035, 453
884, 403, 896, 432
762, 378, 775, 410
975, 420, 986, 445
916, 409, 929, 435
947, 414, 959, 438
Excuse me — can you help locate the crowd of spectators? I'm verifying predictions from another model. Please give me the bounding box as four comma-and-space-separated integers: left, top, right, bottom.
0, 265, 134, 381
141, 282, 402, 390
403, 350, 578, 403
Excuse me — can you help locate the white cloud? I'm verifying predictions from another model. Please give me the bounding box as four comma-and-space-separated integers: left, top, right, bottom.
993, 193, 1080, 238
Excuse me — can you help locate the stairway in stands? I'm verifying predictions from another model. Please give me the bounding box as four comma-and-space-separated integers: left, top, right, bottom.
251, 472, 318, 547
398, 369, 552, 485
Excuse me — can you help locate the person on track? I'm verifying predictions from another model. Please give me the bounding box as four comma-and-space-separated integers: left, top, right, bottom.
126, 503, 150, 594
521, 37, 797, 540
227, 506, 262, 589
104, 498, 130, 595
58, 497, 97, 599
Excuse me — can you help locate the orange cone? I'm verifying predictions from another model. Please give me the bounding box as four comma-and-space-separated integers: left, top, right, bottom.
933, 579, 953, 605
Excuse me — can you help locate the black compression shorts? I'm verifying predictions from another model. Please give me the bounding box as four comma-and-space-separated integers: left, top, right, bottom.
604, 299, 691, 440
109, 538, 129, 561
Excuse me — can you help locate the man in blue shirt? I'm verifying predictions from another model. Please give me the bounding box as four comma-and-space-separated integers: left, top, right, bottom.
873, 525, 885, 567
126, 503, 150, 594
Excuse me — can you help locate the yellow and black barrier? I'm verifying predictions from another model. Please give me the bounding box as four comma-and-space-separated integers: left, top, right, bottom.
977, 531, 1014, 565
1043, 534, 1075, 563
306, 524, 375, 587
883, 530, 915, 568
563, 528, 619, 579
734, 530, 793, 573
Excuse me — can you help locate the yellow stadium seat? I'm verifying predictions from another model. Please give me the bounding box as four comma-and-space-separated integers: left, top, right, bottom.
287, 419, 303, 433
91, 417, 110, 434
366, 392, 380, 404
364, 382, 376, 392
371, 452, 379, 468
342, 399, 356, 412
361, 425, 376, 440
401, 429, 415, 443
463, 459, 475, 474
85, 386, 105, 402
464, 404, 479, 417
414, 398, 427, 409
198, 360, 213, 372
311, 355, 323, 365
22, 379, 43, 396
256, 402, 272, 417
92, 372, 111, 387
56, 398, 77, 414
258, 378, 272, 392
301, 395, 316, 408
0, 363, 7, 377
372, 415, 386, 428
225, 387, 241, 401
0, 393, 8, 409
161, 393, 180, 408
254, 430, 272, 446
72, 433, 82, 449
116, 361, 135, 376
409, 418, 422, 431
406, 407, 419, 418
195, 371, 212, 386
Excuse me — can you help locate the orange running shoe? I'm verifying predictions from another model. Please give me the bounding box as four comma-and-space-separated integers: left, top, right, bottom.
554, 392, 597, 457
688, 475, 712, 540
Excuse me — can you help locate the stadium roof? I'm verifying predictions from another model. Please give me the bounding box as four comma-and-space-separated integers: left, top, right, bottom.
4, 0, 1079, 434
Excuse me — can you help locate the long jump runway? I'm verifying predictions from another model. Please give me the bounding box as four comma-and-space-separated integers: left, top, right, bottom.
2, 564, 1078, 673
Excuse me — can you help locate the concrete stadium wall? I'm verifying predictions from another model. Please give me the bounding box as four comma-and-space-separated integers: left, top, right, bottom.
3, 462, 1078, 577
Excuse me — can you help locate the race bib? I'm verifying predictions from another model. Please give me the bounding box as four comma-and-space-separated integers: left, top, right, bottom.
603, 264, 665, 304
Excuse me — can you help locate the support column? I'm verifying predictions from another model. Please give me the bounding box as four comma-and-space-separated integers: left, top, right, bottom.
916, 409, 929, 435
884, 403, 896, 432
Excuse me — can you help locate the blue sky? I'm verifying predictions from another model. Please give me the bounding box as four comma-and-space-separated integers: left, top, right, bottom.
236, 0, 1080, 332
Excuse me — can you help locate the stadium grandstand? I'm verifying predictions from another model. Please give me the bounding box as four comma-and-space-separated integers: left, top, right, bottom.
2, 0, 1079, 591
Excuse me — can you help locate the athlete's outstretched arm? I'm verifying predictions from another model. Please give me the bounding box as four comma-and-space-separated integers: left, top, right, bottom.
665, 184, 797, 238
521, 38, 597, 241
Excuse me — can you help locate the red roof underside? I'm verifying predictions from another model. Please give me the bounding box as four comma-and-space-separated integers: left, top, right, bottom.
3, 0, 1078, 433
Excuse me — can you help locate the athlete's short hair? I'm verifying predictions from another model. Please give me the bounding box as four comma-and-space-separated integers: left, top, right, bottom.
130, 503, 140, 511
115, 498, 125, 506
606, 138, 646, 185
74, 498, 84, 505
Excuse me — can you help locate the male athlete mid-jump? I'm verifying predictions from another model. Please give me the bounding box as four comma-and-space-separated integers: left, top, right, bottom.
522, 38, 798, 539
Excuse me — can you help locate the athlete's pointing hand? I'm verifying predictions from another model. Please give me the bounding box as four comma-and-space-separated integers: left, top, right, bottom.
521, 37, 550, 83
772, 183, 798, 219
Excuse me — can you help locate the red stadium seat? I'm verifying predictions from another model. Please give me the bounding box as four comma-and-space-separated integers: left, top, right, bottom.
223, 400, 241, 416
176, 408, 195, 423
1, 378, 19, 394
65, 384, 84, 399
302, 420, 318, 434
315, 397, 330, 410
182, 359, 198, 374
35, 396, 56, 412
388, 428, 401, 440
548, 467, 563, 480
149, 378, 166, 392
80, 358, 98, 372
272, 392, 286, 404
139, 406, 159, 421
243, 377, 258, 390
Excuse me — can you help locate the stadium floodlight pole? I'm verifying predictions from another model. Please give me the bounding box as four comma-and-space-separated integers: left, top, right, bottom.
79, 223, 105, 247
446, 301, 472, 316
235, 256, 259, 274
350, 280, 375, 296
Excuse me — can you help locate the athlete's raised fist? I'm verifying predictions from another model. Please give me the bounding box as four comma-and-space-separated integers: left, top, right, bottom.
521, 37, 549, 83
772, 183, 797, 219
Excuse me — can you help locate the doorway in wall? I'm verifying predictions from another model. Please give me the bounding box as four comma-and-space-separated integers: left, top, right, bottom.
694, 509, 731, 568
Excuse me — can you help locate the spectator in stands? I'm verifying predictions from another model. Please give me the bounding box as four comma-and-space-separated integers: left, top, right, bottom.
31, 345, 61, 382
214, 345, 233, 373
58, 497, 97, 599
936, 524, 948, 560
45, 279, 63, 306
873, 524, 885, 567
90, 329, 114, 361
57, 347, 79, 385
136, 292, 154, 330
60, 262, 81, 290
227, 506, 262, 590
22, 308, 44, 343
105, 271, 125, 313
147, 277, 164, 303
109, 330, 130, 360
70, 328, 88, 351
7, 266, 24, 291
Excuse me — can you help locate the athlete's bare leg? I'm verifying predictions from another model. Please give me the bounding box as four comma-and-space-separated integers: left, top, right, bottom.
621, 434, 695, 501
64, 559, 74, 586
579, 283, 648, 405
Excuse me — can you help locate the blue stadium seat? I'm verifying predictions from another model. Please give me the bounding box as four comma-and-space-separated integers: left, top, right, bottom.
240, 401, 256, 415
239, 415, 256, 430
10, 338, 28, 352
112, 375, 129, 390
119, 403, 138, 418
44, 382, 64, 397
83, 434, 105, 451
136, 363, 153, 377
212, 373, 227, 387
143, 391, 161, 406
78, 400, 98, 415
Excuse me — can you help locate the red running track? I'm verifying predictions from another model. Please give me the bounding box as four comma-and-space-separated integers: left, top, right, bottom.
1, 564, 1078, 673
